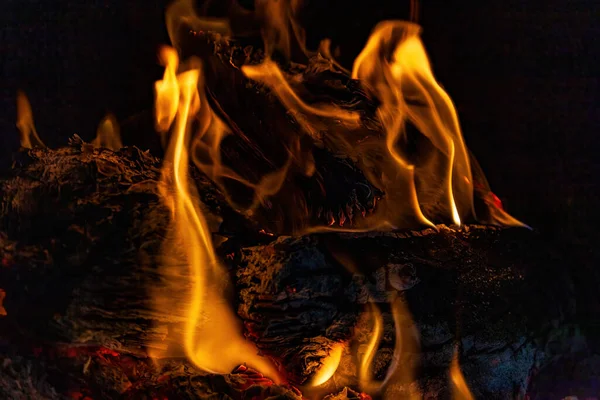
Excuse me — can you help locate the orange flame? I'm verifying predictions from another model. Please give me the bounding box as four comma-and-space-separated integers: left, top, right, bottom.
450, 348, 474, 400
242, 20, 523, 229
16, 90, 45, 149
352, 22, 470, 227
358, 298, 421, 399
92, 113, 122, 151
358, 303, 384, 392
154, 47, 279, 380
155, 0, 526, 391
154, 46, 180, 134
164, 0, 525, 231
310, 342, 344, 387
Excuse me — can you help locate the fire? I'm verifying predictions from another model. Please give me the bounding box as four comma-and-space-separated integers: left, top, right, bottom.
352, 22, 467, 227
151, 0, 522, 393
92, 113, 122, 151
16, 90, 45, 149
154, 45, 179, 134
310, 343, 344, 387
450, 349, 474, 400
166, 3, 525, 230
153, 47, 279, 379
358, 299, 421, 399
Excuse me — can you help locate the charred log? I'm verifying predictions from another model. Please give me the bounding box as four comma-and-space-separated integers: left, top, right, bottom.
232, 226, 574, 398
0, 143, 587, 398
0, 139, 266, 357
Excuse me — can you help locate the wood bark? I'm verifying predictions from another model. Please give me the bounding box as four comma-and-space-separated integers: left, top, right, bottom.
0, 142, 584, 398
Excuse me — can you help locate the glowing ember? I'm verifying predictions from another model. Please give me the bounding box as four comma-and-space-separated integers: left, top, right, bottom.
0, 289, 6, 316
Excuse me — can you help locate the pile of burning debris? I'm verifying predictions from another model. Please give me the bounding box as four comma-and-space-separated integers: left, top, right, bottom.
1, 0, 598, 399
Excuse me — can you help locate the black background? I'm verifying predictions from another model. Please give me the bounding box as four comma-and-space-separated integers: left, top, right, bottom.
1, 0, 598, 247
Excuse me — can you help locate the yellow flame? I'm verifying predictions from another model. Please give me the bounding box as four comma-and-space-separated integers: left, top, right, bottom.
154, 46, 180, 134
310, 342, 344, 387
450, 348, 474, 400
164, 0, 524, 231
353, 22, 468, 226
358, 303, 384, 392
157, 37, 294, 214
154, 48, 279, 380
15, 90, 45, 149
357, 298, 421, 398
92, 113, 122, 151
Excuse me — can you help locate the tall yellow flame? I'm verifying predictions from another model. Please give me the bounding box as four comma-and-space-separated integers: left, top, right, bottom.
154, 47, 279, 380
352, 22, 469, 226
15, 91, 45, 149
92, 113, 122, 151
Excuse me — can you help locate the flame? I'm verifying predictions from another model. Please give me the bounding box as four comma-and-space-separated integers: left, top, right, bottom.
254, 0, 307, 58
310, 342, 344, 387
154, 46, 180, 134
358, 299, 421, 398
154, 47, 279, 380
352, 22, 469, 227
164, 1, 524, 231
16, 91, 45, 149
240, 20, 522, 228
358, 303, 384, 392
92, 113, 122, 150
450, 348, 474, 400
241, 59, 361, 140
330, 252, 420, 398
153, 0, 526, 389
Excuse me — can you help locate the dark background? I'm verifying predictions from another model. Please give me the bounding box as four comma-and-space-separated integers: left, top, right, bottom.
1, 0, 598, 247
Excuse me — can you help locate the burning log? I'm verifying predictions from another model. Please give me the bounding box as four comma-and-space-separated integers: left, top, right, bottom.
172, 30, 385, 234
0, 138, 257, 355
0, 142, 577, 398
232, 226, 573, 398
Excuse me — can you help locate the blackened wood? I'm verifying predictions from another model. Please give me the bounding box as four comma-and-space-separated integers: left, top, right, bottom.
0, 143, 581, 398
232, 226, 573, 398
0, 350, 304, 400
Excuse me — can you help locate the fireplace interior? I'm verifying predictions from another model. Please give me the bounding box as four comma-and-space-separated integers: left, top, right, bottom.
1, 1, 598, 399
